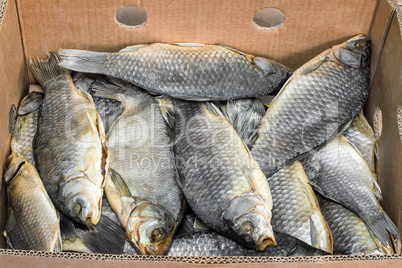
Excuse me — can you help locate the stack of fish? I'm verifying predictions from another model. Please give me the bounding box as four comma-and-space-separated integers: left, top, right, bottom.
3, 34, 400, 256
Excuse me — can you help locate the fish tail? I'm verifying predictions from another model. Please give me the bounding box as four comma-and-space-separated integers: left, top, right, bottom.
367, 212, 401, 247
29, 52, 70, 87
59, 49, 107, 74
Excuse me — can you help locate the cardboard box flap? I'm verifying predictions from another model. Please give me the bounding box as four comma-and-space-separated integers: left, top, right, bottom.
366, 12, 402, 234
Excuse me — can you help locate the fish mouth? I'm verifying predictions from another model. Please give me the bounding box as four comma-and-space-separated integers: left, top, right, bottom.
136, 239, 171, 255
255, 233, 277, 251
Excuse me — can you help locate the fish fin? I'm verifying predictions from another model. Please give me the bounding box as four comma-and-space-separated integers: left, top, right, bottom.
119, 44, 147, 52
17, 92, 43, 116
366, 212, 401, 249
8, 104, 17, 135
224, 99, 266, 149
81, 215, 126, 254
194, 217, 209, 231
105, 169, 136, 228
390, 234, 402, 254
109, 169, 131, 197
217, 45, 246, 56
60, 213, 78, 241
205, 101, 226, 118
76, 86, 95, 103
59, 49, 107, 74
155, 95, 175, 129
172, 43, 205, 47
3, 154, 25, 184
301, 57, 327, 75
90, 80, 127, 103
374, 142, 380, 166
30, 52, 70, 87
309, 180, 343, 205
372, 179, 383, 202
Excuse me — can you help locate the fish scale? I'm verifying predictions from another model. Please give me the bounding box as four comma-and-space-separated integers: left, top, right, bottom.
60, 43, 290, 101
252, 35, 371, 177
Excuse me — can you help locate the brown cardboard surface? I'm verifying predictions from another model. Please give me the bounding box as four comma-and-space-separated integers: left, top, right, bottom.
17, 0, 377, 83
0, 0, 28, 248
1, 250, 402, 267
369, 0, 394, 77
366, 13, 402, 235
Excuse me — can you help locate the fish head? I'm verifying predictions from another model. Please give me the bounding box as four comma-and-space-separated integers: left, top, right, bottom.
126, 201, 175, 255
59, 177, 103, 227
17, 91, 43, 115
252, 57, 292, 92
332, 34, 371, 68
222, 194, 276, 251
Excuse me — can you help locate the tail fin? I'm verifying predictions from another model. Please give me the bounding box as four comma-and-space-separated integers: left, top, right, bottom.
59, 49, 107, 74
29, 52, 70, 87
367, 211, 401, 248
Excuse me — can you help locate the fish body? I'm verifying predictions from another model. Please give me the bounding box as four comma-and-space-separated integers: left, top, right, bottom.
10, 91, 43, 165
252, 35, 371, 176
343, 111, 377, 173
59, 43, 290, 101
268, 161, 333, 253
173, 100, 275, 251
91, 82, 183, 255
317, 195, 390, 255
30, 52, 109, 227
167, 231, 328, 257
3, 154, 61, 251
302, 135, 400, 249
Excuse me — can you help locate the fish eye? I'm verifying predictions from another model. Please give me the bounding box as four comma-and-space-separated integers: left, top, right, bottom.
241, 221, 255, 235
151, 227, 165, 242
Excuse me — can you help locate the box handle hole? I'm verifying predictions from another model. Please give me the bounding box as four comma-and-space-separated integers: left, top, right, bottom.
116, 6, 147, 29
374, 107, 383, 139
253, 8, 285, 31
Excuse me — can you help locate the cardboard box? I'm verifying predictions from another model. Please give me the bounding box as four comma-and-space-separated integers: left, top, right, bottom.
0, 0, 401, 266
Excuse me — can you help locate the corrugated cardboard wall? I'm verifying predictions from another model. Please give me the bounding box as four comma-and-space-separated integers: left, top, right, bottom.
366, 12, 402, 232
17, 0, 377, 83
0, 0, 28, 248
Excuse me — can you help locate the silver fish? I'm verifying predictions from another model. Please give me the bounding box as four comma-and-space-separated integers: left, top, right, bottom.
10, 91, 43, 165
302, 135, 400, 249
317, 195, 392, 255
90, 81, 183, 255
252, 35, 371, 177
267, 161, 333, 253
173, 100, 275, 251
343, 111, 377, 173
59, 43, 291, 101
29, 52, 109, 227
167, 231, 328, 257
3, 154, 62, 252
